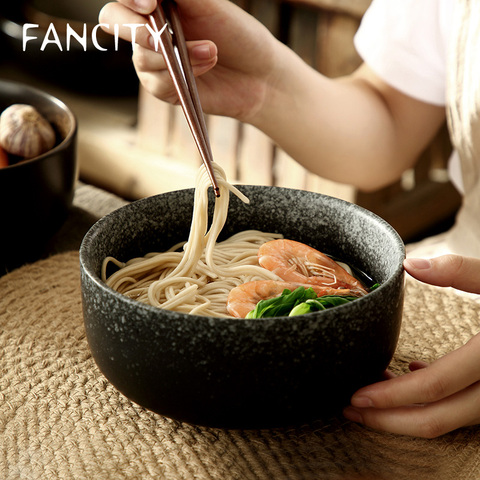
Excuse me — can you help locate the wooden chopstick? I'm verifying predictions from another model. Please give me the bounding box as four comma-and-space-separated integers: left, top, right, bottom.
148, 0, 220, 197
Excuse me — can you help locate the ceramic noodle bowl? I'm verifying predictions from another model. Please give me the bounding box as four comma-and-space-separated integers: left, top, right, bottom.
80, 186, 405, 428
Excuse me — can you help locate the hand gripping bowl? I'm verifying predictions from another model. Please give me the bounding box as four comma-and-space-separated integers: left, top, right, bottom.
0, 79, 77, 273
80, 186, 405, 428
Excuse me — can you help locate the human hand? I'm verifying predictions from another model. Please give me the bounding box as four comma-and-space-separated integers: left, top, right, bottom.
99, 1, 446, 192
99, 0, 290, 122
343, 255, 480, 438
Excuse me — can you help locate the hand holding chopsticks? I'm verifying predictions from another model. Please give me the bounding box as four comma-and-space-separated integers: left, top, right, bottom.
148, 0, 220, 197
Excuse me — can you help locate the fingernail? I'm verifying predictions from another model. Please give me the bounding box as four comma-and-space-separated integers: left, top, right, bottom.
192, 44, 215, 60
134, 0, 152, 13
351, 395, 374, 408
404, 258, 432, 270
343, 407, 364, 424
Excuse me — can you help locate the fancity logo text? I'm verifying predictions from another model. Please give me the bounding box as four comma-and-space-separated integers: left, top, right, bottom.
22, 22, 168, 52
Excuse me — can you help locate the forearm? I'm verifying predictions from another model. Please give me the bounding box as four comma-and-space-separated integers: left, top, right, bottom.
249, 52, 446, 191
103, 0, 445, 190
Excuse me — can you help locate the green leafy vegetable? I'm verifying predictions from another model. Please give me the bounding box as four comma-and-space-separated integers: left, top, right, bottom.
289, 295, 358, 316
245, 286, 318, 319
288, 301, 317, 316
246, 286, 360, 319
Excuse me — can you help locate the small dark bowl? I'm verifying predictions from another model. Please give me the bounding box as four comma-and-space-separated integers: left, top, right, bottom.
80, 187, 405, 428
0, 79, 77, 273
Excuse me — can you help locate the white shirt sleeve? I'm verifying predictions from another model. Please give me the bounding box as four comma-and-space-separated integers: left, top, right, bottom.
354, 0, 454, 106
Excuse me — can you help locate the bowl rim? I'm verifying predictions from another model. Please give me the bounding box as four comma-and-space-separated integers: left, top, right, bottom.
80, 186, 406, 324
0, 78, 77, 170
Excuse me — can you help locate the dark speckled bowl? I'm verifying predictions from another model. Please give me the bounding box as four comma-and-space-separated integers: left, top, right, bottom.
80, 186, 405, 428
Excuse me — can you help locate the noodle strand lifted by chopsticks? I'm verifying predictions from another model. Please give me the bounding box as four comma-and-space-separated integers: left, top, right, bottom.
102, 164, 283, 317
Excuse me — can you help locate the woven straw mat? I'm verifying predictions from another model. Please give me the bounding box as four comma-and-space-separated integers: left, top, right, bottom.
1, 251, 480, 480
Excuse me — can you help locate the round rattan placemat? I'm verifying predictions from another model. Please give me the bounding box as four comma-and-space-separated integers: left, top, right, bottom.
1, 251, 480, 480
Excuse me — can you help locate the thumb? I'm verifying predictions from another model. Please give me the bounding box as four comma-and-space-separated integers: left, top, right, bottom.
404, 255, 480, 294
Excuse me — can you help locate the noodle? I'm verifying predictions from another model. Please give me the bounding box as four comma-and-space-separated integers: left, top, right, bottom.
102, 164, 283, 317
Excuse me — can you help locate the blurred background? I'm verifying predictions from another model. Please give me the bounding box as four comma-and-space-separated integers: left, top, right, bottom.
0, 0, 461, 243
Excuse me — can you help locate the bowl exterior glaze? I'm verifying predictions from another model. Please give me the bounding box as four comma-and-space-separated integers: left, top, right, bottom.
80, 186, 405, 428
0, 79, 77, 272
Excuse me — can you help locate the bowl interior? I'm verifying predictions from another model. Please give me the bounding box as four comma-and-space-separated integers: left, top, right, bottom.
83, 185, 405, 312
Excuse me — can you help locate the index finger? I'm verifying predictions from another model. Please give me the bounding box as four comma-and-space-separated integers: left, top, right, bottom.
99, 2, 154, 48
345, 380, 480, 438
350, 333, 480, 409
404, 255, 480, 294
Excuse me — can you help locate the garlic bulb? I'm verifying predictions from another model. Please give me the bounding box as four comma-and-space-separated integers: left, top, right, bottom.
0, 104, 56, 158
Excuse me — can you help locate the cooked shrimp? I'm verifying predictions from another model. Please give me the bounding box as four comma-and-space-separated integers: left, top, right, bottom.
226, 280, 355, 318
257, 239, 368, 295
